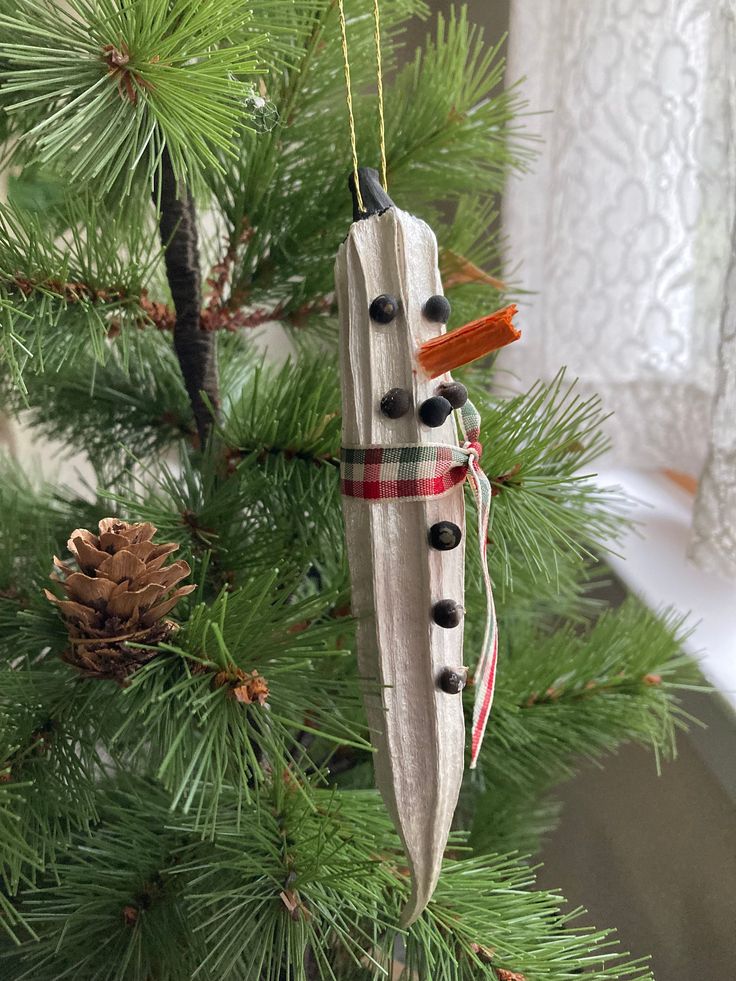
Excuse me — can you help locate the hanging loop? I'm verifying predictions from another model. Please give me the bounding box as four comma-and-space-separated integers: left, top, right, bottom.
337, 0, 389, 211
373, 0, 388, 191
337, 0, 364, 213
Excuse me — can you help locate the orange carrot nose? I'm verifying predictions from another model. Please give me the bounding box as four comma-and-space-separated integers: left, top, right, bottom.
417, 304, 521, 378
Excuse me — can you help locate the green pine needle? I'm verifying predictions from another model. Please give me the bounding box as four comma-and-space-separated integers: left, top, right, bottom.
0, 3, 707, 975
0, 0, 263, 194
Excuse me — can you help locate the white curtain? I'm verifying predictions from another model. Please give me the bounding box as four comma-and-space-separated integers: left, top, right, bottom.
503, 0, 736, 577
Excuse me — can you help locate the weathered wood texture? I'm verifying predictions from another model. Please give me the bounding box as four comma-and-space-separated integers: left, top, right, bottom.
337, 207, 466, 925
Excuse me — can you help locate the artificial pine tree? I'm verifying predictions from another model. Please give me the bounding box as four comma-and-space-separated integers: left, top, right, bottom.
0, 2, 698, 978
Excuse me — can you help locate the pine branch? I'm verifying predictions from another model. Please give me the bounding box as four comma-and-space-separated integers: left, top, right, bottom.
0, 331, 195, 473
0, 460, 72, 603
0, 662, 115, 920
473, 599, 702, 800
0, 5, 705, 977
1, 759, 662, 979
209, 1, 519, 319
221, 354, 341, 469
109, 576, 363, 837
0, 194, 164, 392
154, 146, 217, 444
99, 439, 347, 594
4, 780, 203, 979
0, 0, 263, 194
468, 371, 630, 590
386, 9, 533, 201
149, 782, 654, 979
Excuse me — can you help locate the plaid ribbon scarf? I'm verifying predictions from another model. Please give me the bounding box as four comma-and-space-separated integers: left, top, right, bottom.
340, 399, 497, 769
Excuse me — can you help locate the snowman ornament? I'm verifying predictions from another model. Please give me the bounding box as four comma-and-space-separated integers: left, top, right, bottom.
336, 168, 520, 926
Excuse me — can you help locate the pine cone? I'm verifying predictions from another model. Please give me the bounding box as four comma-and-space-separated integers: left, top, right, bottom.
45, 519, 195, 683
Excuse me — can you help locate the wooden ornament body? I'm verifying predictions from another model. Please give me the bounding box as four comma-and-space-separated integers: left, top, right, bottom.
337, 207, 465, 926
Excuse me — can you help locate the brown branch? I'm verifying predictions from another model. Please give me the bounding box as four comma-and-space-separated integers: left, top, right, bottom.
0, 718, 56, 783
120, 871, 167, 928
213, 667, 270, 705
102, 43, 156, 105
138, 293, 176, 332
490, 463, 523, 497
5, 273, 334, 338
189, 657, 270, 705
201, 295, 334, 332
12, 275, 127, 306
201, 216, 253, 327
7, 273, 176, 335
524, 672, 664, 707
224, 443, 339, 474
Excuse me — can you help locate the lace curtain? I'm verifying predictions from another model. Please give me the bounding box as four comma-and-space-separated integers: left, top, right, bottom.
503, 0, 736, 577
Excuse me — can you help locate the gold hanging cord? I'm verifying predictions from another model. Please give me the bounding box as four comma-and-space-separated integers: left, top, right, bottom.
373, 0, 388, 191
336, 0, 389, 215
336, 0, 363, 212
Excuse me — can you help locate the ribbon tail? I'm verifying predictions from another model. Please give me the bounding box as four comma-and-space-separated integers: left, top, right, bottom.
470, 614, 497, 769
466, 453, 498, 770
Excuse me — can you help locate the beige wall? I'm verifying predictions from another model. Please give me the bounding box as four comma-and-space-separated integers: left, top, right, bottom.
408, 0, 510, 41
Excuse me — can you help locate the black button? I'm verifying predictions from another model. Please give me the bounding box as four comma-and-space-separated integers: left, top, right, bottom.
432, 599, 462, 629
436, 381, 468, 409
423, 295, 451, 324
439, 668, 467, 694
380, 388, 412, 419
419, 396, 452, 428
369, 294, 399, 324
429, 521, 462, 551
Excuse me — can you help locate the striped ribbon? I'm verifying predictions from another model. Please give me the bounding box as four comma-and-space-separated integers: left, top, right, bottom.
340, 399, 497, 769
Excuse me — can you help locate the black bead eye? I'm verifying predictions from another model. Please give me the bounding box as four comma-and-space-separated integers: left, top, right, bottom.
419, 396, 452, 428
369, 294, 399, 324
380, 388, 412, 419
439, 667, 467, 694
436, 381, 468, 409
429, 521, 462, 551
432, 599, 462, 629
423, 295, 451, 324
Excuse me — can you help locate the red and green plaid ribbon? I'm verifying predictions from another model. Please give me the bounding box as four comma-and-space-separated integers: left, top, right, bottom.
340, 399, 497, 769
